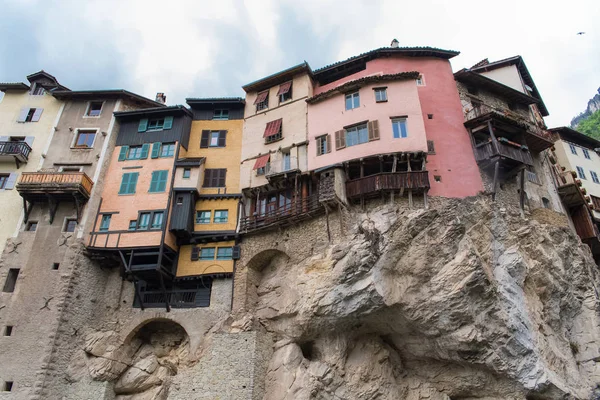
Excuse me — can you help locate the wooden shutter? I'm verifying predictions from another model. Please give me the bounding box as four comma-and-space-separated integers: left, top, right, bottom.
129, 173, 139, 193
368, 120, 380, 141
24, 136, 34, 148
335, 130, 346, 150
163, 116, 173, 130
4, 173, 17, 190
200, 130, 210, 148
118, 146, 129, 161
232, 245, 241, 260
140, 143, 150, 159
316, 137, 322, 156
157, 170, 168, 191
217, 169, 227, 187
326, 134, 332, 153
17, 108, 29, 122
149, 171, 158, 192
203, 169, 212, 187
138, 119, 148, 132
218, 131, 227, 147
31, 108, 43, 122
151, 142, 161, 159
119, 173, 131, 194
191, 247, 200, 261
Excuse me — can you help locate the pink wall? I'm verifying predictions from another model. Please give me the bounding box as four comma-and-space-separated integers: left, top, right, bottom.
311, 56, 483, 198
308, 79, 427, 171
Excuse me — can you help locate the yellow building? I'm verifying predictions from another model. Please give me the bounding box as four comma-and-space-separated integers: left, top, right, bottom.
0, 72, 68, 254
172, 98, 244, 277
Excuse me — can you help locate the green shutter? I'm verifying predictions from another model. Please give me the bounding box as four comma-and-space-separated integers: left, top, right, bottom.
149, 171, 157, 192
151, 142, 161, 159
119, 173, 131, 194
138, 119, 148, 132
163, 116, 173, 130
129, 173, 139, 194
118, 146, 128, 161
119, 172, 138, 195
140, 143, 150, 159
149, 170, 168, 193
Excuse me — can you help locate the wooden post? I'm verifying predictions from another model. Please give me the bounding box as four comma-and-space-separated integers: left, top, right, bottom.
424, 189, 429, 209
519, 168, 526, 214
391, 154, 397, 203
492, 159, 500, 201
487, 120, 500, 155
408, 190, 413, 208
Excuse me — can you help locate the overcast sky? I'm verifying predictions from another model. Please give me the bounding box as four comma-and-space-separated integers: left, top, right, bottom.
1, 0, 598, 127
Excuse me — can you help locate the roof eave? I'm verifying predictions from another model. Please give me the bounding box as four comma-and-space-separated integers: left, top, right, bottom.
51, 89, 162, 107
114, 105, 192, 118
454, 70, 540, 105
549, 126, 600, 149
242, 62, 313, 93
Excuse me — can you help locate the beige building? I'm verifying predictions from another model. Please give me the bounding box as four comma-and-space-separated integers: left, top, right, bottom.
0, 72, 68, 254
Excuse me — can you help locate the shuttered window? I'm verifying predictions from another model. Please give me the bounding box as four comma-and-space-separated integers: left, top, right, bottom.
316, 134, 331, 156
149, 170, 169, 193
119, 172, 139, 195
345, 124, 368, 147
203, 169, 226, 187
217, 247, 233, 260
202, 130, 227, 148
214, 210, 228, 223
200, 248, 215, 260
17, 108, 43, 122
99, 215, 111, 231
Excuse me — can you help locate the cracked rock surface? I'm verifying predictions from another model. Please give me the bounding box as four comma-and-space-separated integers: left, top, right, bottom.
245, 198, 600, 399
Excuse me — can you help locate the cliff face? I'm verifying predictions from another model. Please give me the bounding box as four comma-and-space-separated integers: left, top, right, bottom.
571, 88, 600, 129
237, 197, 600, 399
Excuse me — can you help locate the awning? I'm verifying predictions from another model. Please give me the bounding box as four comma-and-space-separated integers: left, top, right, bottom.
277, 81, 292, 96
254, 90, 269, 104
263, 118, 282, 137
253, 154, 270, 170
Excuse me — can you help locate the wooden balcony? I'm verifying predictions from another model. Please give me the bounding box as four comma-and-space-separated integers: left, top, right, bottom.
553, 169, 586, 208
346, 171, 430, 199
265, 156, 300, 181
0, 141, 31, 167
240, 194, 324, 234
474, 140, 533, 167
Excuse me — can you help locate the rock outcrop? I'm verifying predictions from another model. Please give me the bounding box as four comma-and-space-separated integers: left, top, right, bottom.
240, 197, 600, 399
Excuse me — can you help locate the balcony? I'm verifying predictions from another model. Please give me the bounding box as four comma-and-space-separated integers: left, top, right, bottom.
17, 172, 94, 223
266, 156, 300, 180
240, 194, 324, 234
474, 140, 534, 168
346, 171, 430, 199
0, 141, 31, 167
133, 287, 211, 309
465, 104, 553, 152
553, 169, 586, 208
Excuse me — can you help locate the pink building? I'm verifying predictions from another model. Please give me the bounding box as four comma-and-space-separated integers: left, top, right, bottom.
307, 46, 484, 200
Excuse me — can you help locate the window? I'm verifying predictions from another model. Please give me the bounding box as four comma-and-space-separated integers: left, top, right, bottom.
138, 213, 151, 230
183, 168, 191, 179
196, 211, 211, 224
200, 248, 215, 260
265, 131, 282, 144
214, 210, 228, 223
213, 109, 229, 120
264, 119, 283, 144
127, 145, 143, 160
282, 152, 291, 171
278, 81, 293, 103
3, 269, 19, 293
257, 166, 266, 176
374, 88, 387, 102
345, 92, 360, 110
52, 263, 60, 270
0, 174, 9, 189
160, 143, 175, 157
210, 131, 220, 147
99, 215, 111, 231
74, 130, 96, 148
345, 124, 368, 147
149, 170, 168, 193
201, 130, 226, 148
576, 166, 586, 180
392, 118, 408, 138
64, 219, 77, 232
570, 144, 578, 155
542, 197, 550, 209
26, 221, 38, 231
583, 148, 591, 159
4, 326, 13, 336
316, 134, 330, 156
217, 247, 233, 260
119, 172, 139, 195
151, 212, 164, 229
176, 196, 184, 205
3, 382, 13, 392
17, 107, 42, 122
255, 91, 269, 111
427, 140, 435, 154
592, 171, 600, 184
203, 169, 226, 187
147, 118, 165, 131
128, 220, 137, 231
33, 85, 45, 95
416, 75, 425, 86
87, 102, 103, 117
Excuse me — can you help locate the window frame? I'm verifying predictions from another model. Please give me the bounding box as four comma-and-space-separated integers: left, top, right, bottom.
591, 171, 600, 184
213, 210, 229, 223
373, 87, 388, 103
583, 148, 591, 159
126, 145, 143, 160
85, 101, 104, 117
213, 109, 229, 120
200, 247, 216, 260
576, 166, 586, 180
72, 129, 97, 149
265, 131, 282, 144
316, 135, 329, 156
150, 211, 164, 230
159, 143, 176, 158
392, 118, 408, 139
99, 215, 111, 232
0, 174, 9, 189
183, 168, 191, 179
570, 144, 578, 155
216, 247, 233, 260
209, 131, 220, 147
135, 210, 165, 231
26, 108, 36, 122
345, 92, 360, 110
345, 123, 368, 147
256, 92, 269, 112
196, 210, 211, 224
203, 169, 227, 188
63, 218, 77, 233
147, 118, 165, 131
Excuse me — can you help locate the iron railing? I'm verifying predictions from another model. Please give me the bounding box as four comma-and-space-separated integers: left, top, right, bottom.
0, 141, 31, 160
133, 289, 209, 309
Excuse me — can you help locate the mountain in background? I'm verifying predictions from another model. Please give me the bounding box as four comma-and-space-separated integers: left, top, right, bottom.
571, 88, 600, 140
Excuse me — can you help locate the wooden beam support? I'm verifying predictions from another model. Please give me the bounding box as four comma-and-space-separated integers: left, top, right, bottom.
492, 160, 500, 201
158, 272, 170, 313
424, 189, 429, 209
408, 189, 413, 208
519, 168, 526, 214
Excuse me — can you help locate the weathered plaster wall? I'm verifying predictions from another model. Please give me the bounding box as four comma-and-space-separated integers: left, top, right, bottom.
479, 64, 526, 94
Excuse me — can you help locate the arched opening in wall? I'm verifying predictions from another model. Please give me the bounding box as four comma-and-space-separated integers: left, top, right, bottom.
245, 249, 290, 312
542, 197, 550, 209
115, 319, 189, 398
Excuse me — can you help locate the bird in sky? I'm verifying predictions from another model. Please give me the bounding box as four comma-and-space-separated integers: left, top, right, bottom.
577, 32, 586, 35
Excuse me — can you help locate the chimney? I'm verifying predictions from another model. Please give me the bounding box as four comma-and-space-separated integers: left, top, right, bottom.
155, 92, 166, 104
390, 39, 399, 48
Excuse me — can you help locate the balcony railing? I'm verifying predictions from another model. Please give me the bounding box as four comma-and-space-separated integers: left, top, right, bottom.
266, 156, 299, 178
240, 194, 323, 233
474, 140, 534, 166
0, 141, 31, 162
133, 288, 210, 309
346, 171, 430, 199
17, 172, 94, 199
552, 169, 586, 208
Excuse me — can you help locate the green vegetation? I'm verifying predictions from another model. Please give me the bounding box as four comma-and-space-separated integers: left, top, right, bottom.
578, 109, 600, 140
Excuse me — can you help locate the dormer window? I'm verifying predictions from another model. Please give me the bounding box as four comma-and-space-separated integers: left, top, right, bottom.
213, 109, 229, 120
86, 102, 103, 117
138, 116, 173, 132
32, 85, 45, 95
148, 118, 165, 130
277, 81, 292, 103
255, 91, 269, 112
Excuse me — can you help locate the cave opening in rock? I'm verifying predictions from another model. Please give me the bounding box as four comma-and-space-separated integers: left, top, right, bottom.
299, 341, 315, 361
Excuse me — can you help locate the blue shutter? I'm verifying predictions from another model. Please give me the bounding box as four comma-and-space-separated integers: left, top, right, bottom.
149, 171, 157, 192
138, 119, 148, 132
163, 116, 173, 130
24, 136, 34, 148
17, 108, 29, 122
129, 173, 139, 193
4, 173, 17, 190
119, 173, 131, 194
31, 108, 43, 122
140, 143, 150, 159
149, 170, 168, 192
151, 142, 161, 159
119, 172, 138, 194
118, 146, 129, 161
